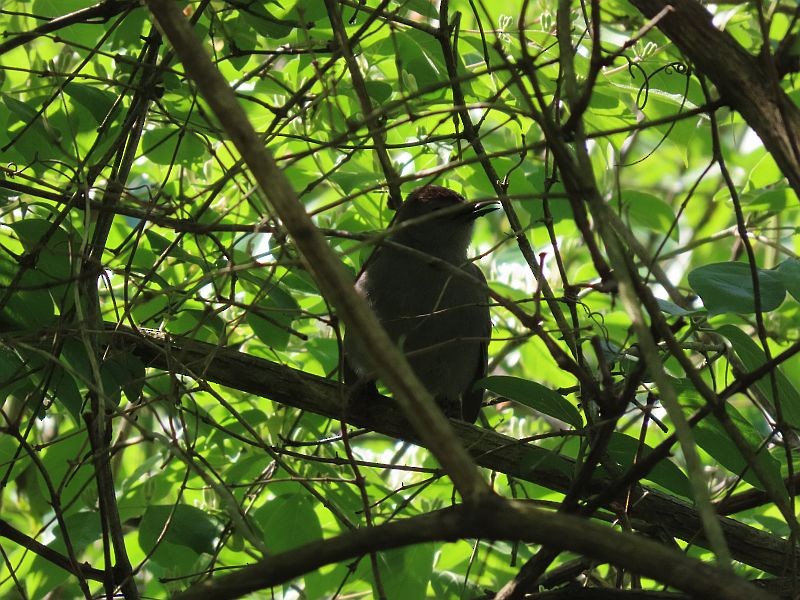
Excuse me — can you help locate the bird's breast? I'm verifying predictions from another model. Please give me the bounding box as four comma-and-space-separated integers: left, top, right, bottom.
357, 251, 488, 398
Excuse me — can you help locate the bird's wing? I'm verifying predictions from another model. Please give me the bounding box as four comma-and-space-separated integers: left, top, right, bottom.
462, 262, 491, 423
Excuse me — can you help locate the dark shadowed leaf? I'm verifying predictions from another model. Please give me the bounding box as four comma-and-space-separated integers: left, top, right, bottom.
776, 258, 800, 302
717, 324, 800, 430
694, 411, 784, 495
607, 433, 691, 498
688, 262, 786, 314
139, 504, 221, 561
479, 376, 582, 428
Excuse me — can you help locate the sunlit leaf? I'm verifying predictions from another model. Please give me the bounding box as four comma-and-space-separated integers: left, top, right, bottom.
254, 494, 323, 553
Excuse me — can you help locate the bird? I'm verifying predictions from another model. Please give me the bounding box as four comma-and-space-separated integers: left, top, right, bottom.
343, 184, 496, 423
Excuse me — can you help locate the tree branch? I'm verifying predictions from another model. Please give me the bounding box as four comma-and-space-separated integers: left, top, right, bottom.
110, 324, 798, 577
629, 0, 800, 196
171, 499, 773, 600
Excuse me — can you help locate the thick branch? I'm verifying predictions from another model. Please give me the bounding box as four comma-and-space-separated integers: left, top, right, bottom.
0, 0, 136, 56
629, 0, 800, 195
113, 325, 796, 577
172, 499, 773, 600
0, 518, 105, 581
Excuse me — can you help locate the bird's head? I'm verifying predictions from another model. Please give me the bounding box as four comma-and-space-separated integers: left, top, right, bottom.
391, 185, 497, 259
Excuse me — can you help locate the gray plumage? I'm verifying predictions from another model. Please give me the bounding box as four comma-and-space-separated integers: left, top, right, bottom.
343, 185, 494, 422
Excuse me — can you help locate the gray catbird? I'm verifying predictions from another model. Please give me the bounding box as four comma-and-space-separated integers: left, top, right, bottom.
343, 185, 495, 422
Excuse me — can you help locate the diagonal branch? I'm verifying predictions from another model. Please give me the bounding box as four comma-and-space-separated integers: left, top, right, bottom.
0, 0, 137, 56
110, 324, 799, 577
628, 0, 800, 196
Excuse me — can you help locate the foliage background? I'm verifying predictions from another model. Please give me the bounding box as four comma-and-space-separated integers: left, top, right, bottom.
0, 0, 799, 598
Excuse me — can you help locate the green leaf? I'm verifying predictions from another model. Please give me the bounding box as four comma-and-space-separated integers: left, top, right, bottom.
52, 511, 103, 550
693, 411, 783, 494
100, 352, 145, 405
119, 352, 146, 403
0, 346, 26, 400
37, 427, 94, 513
254, 493, 323, 554
0, 429, 31, 481
246, 5, 297, 39
2, 92, 40, 123
394, 29, 446, 90
6, 219, 74, 283
141, 128, 206, 165
618, 190, 679, 241
742, 187, 797, 212
111, 5, 147, 48
2, 219, 74, 325
752, 513, 791, 537
431, 570, 485, 599
330, 170, 383, 195
688, 262, 786, 315
393, 0, 439, 18
144, 230, 199, 265
1, 93, 58, 161
25, 342, 83, 421
63, 83, 117, 125
375, 544, 435, 599
364, 80, 393, 104
717, 324, 800, 429
246, 285, 300, 351
281, 269, 319, 293
776, 258, 800, 302
166, 308, 225, 342
656, 298, 703, 317
131, 294, 169, 325
286, 1, 329, 23
50, 362, 84, 422
60, 338, 93, 383
514, 167, 573, 225
607, 433, 692, 498
0, 284, 56, 329
139, 504, 220, 558
479, 376, 582, 428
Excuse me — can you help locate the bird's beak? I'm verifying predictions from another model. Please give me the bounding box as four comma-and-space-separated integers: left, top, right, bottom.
469, 200, 500, 219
